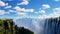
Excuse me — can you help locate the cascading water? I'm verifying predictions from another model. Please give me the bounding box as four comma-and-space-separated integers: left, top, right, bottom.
44, 17, 60, 34
15, 17, 60, 34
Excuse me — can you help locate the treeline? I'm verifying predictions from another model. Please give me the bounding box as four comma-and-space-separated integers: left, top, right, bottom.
0, 19, 34, 34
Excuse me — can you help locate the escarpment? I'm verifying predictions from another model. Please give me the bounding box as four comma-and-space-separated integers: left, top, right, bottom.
0, 19, 34, 34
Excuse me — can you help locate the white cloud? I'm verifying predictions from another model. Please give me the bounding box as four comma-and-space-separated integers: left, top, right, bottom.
5, 5, 12, 8
54, 0, 60, 2
14, 6, 21, 11
16, 12, 27, 16
0, 1, 12, 8
14, 6, 34, 12
9, 10, 16, 12
14, 6, 29, 16
0, 1, 5, 6
38, 13, 60, 19
49, 7, 60, 18
42, 4, 50, 9
17, 0, 29, 5
17, 12, 27, 15
23, 8, 34, 12
37, 7, 60, 19
6, 10, 15, 14
53, 7, 60, 14
0, 9, 15, 15
46, 13, 60, 18
0, 10, 5, 15
39, 10, 45, 14
0, 1, 12, 9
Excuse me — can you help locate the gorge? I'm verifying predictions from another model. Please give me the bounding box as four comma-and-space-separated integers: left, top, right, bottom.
15, 17, 60, 34
0, 16, 60, 34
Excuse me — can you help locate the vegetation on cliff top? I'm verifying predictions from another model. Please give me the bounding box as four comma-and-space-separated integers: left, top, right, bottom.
0, 19, 34, 34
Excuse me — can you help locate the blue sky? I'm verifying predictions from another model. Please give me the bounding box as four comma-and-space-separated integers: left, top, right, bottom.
0, 0, 60, 19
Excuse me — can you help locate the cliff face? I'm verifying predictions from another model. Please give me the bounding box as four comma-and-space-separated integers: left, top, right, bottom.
44, 17, 60, 34
0, 19, 14, 34
0, 19, 34, 34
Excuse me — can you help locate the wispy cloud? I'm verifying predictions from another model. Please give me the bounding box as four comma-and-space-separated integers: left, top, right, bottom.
17, 0, 29, 5
5, 5, 12, 9
39, 10, 45, 15
13, 6, 34, 16
53, 7, 60, 14
8, 10, 15, 12
14, 6, 34, 12
37, 7, 60, 19
42, 4, 50, 9
0, 10, 5, 15
0, 0, 60, 19
16, 12, 27, 16
0, 1, 5, 6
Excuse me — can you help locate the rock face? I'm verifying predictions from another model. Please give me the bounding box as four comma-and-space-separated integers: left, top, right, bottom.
0, 19, 34, 34
0, 19, 14, 34
44, 17, 60, 34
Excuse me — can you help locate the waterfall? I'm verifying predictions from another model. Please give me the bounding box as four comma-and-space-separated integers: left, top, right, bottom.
15, 17, 60, 34
44, 17, 60, 34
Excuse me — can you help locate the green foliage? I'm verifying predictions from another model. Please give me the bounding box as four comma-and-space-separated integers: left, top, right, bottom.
18, 27, 34, 34
0, 19, 34, 34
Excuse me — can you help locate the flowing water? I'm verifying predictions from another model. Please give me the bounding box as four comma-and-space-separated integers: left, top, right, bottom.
15, 17, 60, 34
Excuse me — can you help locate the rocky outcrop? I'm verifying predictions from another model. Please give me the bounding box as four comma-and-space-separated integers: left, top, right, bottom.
0, 18, 34, 34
